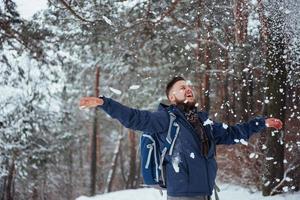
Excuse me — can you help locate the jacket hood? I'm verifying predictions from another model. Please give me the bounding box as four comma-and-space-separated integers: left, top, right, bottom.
157, 102, 209, 122
157, 103, 170, 111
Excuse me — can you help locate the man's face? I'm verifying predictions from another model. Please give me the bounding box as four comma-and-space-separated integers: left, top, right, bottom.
168, 80, 195, 104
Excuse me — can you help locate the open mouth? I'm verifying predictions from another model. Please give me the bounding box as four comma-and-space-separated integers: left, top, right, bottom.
186, 94, 193, 98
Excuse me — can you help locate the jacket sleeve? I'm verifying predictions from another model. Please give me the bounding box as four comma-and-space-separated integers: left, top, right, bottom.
97, 97, 169, 133
211, 116, 267, 145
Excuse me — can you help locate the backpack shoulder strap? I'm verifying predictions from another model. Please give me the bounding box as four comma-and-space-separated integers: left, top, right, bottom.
158, 109, 180, 186
166, 110, 176, 144
165, 109, 180, 156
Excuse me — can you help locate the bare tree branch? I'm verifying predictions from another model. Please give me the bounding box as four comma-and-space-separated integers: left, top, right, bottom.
153, 0, 181, 25
270, 163, 300, 195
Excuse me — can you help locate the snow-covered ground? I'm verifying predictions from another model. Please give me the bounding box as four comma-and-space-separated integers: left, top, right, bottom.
76, 184, 300, 200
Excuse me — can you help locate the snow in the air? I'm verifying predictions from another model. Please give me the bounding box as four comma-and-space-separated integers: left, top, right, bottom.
249, 153, 256, 159
109, 87, 122, 95
203, 119, 214, 126
102, 16, 114, 26
222, 123, 228, 129
190, 152, 195, 159
240, 139, 248, 146
129, 85, 140, 90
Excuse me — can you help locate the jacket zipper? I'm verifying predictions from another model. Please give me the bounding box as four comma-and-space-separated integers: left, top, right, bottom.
174, 108, 212, 193
205, 158, 211, 193
175, 109, 205, 156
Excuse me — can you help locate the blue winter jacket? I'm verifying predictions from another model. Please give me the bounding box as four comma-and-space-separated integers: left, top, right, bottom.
98, 97, 266, 197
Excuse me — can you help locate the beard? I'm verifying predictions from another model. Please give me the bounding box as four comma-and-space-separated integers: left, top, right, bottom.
175, 98, 197, 113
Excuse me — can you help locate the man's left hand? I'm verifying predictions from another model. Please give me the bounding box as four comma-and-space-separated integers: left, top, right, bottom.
265, 118, 283, 129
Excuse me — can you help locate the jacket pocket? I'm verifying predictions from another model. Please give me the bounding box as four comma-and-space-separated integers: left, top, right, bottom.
187, 156, 211, 194
166, 152, 189, 194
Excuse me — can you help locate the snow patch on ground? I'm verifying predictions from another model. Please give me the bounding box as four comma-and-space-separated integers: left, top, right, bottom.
76, 184, 300, 200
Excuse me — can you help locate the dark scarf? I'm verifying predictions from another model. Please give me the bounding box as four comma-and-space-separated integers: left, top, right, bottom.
176, 102, 210, 157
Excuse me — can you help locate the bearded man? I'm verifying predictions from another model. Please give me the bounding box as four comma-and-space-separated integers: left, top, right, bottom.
79, 76, 282, 200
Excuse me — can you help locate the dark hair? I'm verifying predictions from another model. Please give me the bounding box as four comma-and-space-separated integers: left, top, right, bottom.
165, 76, 185, 99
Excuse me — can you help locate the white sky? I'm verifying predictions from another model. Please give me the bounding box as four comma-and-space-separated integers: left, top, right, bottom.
14, 0, 48, 19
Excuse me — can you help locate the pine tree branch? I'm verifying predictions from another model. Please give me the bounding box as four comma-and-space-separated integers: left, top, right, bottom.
57, 0, 93, 23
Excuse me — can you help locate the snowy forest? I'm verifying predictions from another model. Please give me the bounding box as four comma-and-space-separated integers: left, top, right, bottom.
0, 0, 299, 200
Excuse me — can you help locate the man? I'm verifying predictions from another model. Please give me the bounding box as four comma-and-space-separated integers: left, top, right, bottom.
79, 76, 282, 200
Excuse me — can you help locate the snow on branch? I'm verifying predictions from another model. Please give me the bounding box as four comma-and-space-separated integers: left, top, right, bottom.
57, 0, 105, 24
270, 163, 300, 195
57, 0, 92, 22
151, 0, 181, 25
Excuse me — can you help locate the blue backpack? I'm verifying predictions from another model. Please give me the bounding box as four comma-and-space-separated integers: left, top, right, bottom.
140, 110, 180, 188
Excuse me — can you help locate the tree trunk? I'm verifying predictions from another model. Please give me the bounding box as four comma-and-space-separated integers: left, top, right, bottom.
41, 169, 47, 200
257, 0, 268, 55
1, 178, 5, 200
90, 66, 100, 195
262, 0, 286, 196
79, 138, 84, 191
105, 134, 123, 193
4, 157, 15, 200
97, 118, 102, 192
203, 23, 212, 113
195, 0, 204, 109
135, 155, 141, 188
119, 141, 127, 188
67, 145, 74, 200
233, 0, 250, 121
127, 130, 137, 189
223, 27, 230, 123
234, 0, 249, 45
0, 158, 7, 200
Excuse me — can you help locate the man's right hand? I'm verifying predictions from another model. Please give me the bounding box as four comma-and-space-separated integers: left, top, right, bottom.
265, 118, 283, 130
79, 97, 103, 109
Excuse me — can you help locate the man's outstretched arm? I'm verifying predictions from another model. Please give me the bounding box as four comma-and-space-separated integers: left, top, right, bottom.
79, 96, 169, 133
211, 116, 283, 145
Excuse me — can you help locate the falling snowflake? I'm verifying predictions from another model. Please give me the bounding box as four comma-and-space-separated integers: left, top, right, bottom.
102, 16, 114, 26
240, 139, 248, 146
109, 87, 122, 95
234, 139, 240, 143
129, 85, 140, 90
222, 123, 228, 129
283, 186, 289, 192
190, 152, 195, 159
249, 153, 256, 158
203, 119, 213, 126
264, 181, 270, 186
